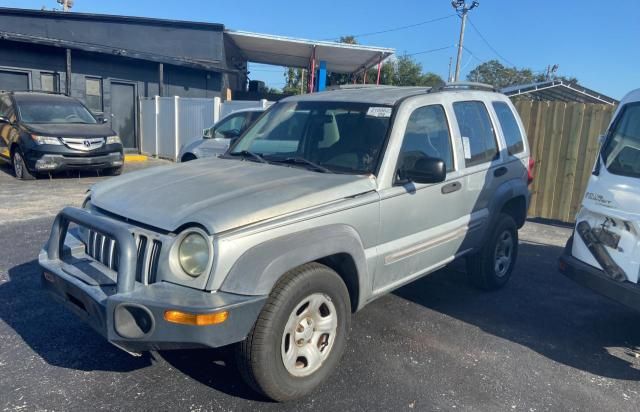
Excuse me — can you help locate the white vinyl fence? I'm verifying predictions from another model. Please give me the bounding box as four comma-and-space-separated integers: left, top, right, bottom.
140, 96, 271, 161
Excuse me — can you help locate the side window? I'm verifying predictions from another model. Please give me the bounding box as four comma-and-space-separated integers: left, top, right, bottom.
215, 113, 247, 138
453, 101, 498, 167
85, 77, 103, 113
492, 101, 524, 155
398, 104, 454, 173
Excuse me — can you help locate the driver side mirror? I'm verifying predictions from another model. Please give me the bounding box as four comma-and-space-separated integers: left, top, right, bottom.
203, 127, 213, 138
401, 157, 446, 185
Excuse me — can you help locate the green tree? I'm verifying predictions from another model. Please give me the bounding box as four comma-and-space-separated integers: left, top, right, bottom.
467, 60, 578, 89
283, 67, 305, 95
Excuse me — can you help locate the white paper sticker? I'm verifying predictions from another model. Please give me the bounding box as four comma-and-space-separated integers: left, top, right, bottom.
367, 107, 392, 118
462, 136, 472, 159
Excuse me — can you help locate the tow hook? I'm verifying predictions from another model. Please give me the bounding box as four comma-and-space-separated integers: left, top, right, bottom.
576, 221, 627, 282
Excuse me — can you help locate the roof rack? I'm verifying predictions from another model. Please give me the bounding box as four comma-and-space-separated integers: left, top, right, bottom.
325, 84, 398, 91
429, 82, 497, 93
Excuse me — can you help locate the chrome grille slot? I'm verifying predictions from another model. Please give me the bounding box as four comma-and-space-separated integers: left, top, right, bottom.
85, 229, 161, 284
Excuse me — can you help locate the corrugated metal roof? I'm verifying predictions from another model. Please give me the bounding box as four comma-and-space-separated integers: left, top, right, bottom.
501, 80, 618, 105
225, 30, 395, 74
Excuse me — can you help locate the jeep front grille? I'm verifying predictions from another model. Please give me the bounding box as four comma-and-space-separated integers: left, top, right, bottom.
86, 229, 161, 284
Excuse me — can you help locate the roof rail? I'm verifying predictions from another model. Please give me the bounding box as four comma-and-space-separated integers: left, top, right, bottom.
325, 84, 397, 91
430, 82, 497, 93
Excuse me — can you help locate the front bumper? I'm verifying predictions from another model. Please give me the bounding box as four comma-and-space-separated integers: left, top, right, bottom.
559, 238, 640, 312
39, 207, 266, 353
25, 144, 124, 172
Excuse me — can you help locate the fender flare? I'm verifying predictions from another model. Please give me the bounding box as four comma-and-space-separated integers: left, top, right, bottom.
220, 224, 369, 308
487, 179, 530, 230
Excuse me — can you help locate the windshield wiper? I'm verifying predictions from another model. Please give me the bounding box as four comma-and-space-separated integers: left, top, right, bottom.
228, 150, 268, 163
266, 156, 333, 173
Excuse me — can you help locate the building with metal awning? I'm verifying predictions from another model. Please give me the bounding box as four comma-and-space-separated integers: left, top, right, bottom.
225, 30, 395, 92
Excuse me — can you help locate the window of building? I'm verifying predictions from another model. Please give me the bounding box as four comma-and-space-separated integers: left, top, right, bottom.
453, 101, 499, 167
398, 105, 454, 173
493, 101, 524, 155
85, 77, 103, 112
41, 73, 59, 93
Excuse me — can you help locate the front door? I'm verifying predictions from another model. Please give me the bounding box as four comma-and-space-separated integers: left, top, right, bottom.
374, 102, 467, 292
111, 82, 136, 149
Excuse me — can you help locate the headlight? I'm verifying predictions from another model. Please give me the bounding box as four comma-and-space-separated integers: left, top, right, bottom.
31, 135, 62, 145
178, 231, 211, 277
106, 135, 121, 145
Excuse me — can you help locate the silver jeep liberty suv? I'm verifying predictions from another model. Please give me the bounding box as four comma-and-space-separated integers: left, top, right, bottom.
40, 83, 532, 401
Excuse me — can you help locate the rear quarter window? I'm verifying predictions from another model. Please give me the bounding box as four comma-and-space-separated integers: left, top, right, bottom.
492, 101, 525, 155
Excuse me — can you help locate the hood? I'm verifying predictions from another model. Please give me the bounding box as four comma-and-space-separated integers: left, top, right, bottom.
91, 158, 377, 233
24, 122, 115, 137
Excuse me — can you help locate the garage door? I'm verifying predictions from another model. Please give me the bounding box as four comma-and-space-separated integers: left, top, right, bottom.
0, 70, 29, 91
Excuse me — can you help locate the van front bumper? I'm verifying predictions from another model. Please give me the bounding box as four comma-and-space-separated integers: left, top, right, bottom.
39, 207, 266, 354
559, 238, 640, 312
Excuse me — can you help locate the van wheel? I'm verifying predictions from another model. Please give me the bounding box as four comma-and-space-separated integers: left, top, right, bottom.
12, 150, 36, 180
236, 263, 351, 401
181, 153, 197, 162
467, 213, 518, 290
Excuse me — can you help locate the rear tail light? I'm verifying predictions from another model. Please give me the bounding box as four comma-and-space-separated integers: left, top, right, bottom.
527, 157, 535, 185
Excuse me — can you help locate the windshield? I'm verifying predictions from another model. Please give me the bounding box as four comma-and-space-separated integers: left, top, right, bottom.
602, 102, 640, 179
230, 101, 392, 174
17, 99, 98, 124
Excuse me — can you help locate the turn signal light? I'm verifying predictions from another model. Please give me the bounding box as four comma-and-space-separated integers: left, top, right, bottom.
164, 310, 228, 326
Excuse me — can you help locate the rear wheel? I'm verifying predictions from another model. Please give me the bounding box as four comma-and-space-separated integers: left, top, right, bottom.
12, 149, 36, 180
467, 213, 518, 290
236, 263, 351, 401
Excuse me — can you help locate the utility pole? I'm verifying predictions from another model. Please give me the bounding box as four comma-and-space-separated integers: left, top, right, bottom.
448, 57, 453, 82
451, 0, 479, 82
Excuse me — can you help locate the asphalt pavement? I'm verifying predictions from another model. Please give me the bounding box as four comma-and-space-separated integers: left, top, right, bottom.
1, 161, 639, 411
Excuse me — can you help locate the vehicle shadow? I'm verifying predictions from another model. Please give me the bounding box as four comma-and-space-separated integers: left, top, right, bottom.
393, 240, 640, 380
159, 347, 269, 402
0, 260, 152, 372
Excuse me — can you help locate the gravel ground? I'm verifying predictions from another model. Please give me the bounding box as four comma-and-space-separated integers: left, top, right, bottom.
1, 161, 639, 411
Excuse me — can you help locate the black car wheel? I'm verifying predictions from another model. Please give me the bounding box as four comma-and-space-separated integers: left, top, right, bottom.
12, 150, 36, 180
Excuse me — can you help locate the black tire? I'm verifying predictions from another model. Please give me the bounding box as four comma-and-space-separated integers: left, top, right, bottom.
181, 153, 197, 162
467, 213, 518, 290
102, 166, 122, 176
11, 149, 36, 180
236, 262, 351, 402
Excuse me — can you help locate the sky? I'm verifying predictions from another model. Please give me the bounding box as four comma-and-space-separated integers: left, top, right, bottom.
2, 0, 638, 99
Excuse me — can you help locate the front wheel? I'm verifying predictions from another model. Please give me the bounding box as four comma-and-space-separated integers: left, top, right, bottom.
236, 263, 351, 401
12, 150, 36, 180
467, 213, 518, 290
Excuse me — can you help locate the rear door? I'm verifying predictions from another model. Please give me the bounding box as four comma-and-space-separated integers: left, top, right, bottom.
451, 98, 505, 249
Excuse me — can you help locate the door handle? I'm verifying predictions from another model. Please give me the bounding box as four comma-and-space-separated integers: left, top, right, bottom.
493, 166, 508, 177
441, 181, 462, 194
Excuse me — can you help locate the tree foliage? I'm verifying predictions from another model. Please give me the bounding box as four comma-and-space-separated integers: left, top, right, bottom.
467, 60, 578, 89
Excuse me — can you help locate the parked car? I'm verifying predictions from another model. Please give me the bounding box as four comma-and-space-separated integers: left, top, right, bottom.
0, 91, 123, 179
39, 83, 532, 401
560, 88, 640, 311
178, 108, 264, 162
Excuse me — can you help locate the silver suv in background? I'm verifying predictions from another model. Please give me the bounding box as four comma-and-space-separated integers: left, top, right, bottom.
178, 108, 264, 162
40, 83, 532, 401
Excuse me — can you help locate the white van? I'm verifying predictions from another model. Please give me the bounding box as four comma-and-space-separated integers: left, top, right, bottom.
560, 88, 640, 311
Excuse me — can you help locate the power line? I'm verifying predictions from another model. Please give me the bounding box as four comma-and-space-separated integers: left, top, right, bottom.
404, 45, 455, 57
326, 14, 456, 41
466, 17, 516, 67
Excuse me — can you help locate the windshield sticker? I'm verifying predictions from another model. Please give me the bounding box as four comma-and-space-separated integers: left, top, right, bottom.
462, 136, 472, 159
367, 107, 392, 118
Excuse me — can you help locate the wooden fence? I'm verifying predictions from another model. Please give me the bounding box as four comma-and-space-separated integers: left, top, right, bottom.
513, 101, 616, 223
